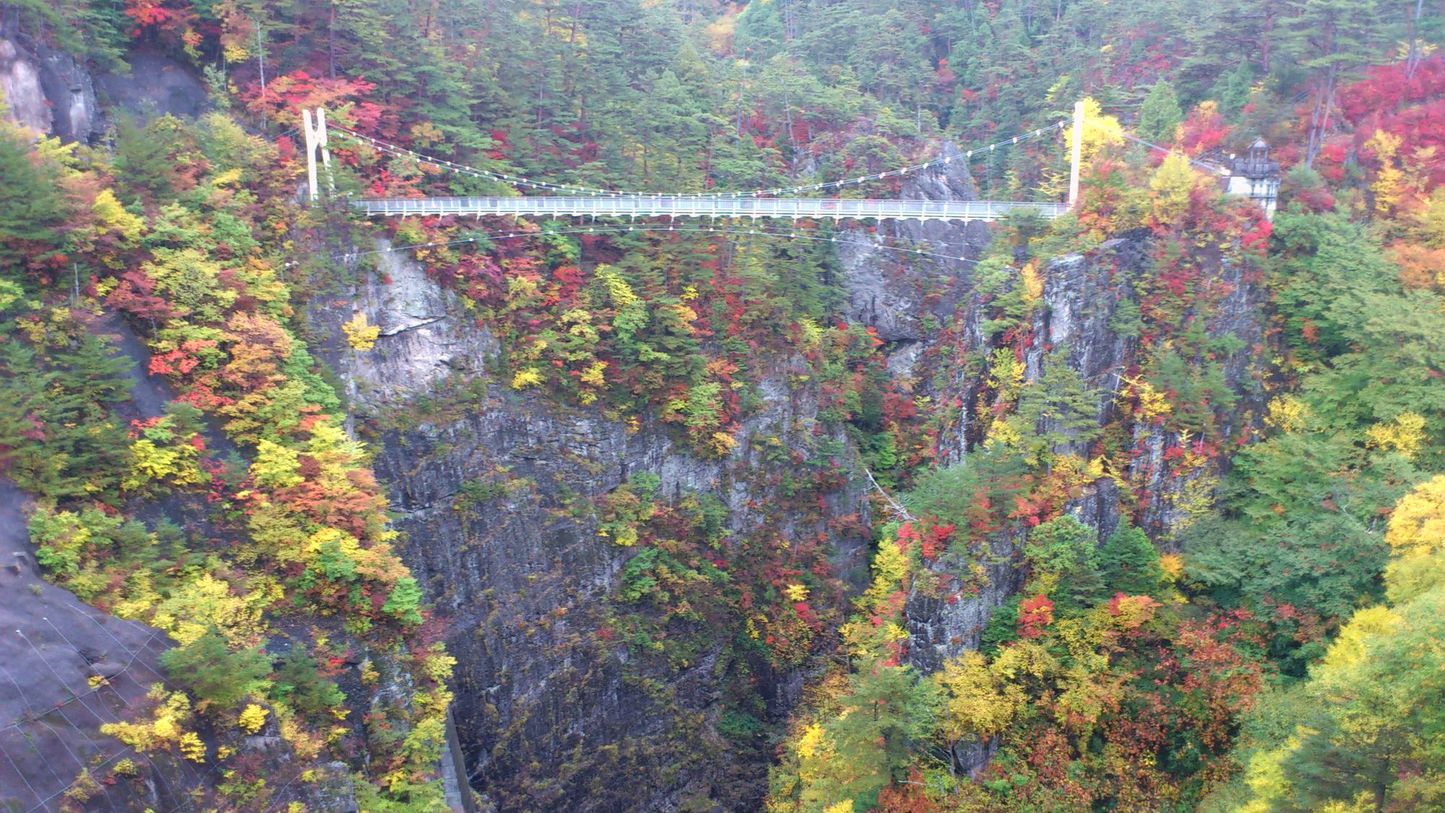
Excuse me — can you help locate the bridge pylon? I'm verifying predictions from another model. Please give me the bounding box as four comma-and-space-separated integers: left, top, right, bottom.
1067, 99, 1084, 211
302, 107, 333, 203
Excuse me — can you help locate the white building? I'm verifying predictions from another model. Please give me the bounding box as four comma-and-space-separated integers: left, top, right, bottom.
1227, 138, 1281, 218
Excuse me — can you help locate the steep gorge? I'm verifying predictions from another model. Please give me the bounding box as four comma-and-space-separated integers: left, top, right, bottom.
0, 18, 1336, 813
297, 171, 1268, 809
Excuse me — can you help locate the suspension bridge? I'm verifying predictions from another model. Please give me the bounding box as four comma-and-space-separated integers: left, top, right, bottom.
300, 102, 1093, 224
347, 195, 1068, 222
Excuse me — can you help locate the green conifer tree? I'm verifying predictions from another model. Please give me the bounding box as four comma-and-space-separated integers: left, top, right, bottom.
1138, 78, 1184, 145
1099, 524, 1166, 596
0, 128, 70, 273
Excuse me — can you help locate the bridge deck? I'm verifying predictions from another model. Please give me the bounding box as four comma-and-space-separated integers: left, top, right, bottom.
351, 196, 1067, 222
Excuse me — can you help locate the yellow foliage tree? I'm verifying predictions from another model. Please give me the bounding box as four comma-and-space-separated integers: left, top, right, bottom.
1367, 130, 1414, 217
342, 312, 381, 351
179, 731, 207, 762
1019, 261, 1044, 304
125, 416, 208, 492
1383, 474, 1445, 602
707, 430, 738, 457
1365, 412, 1426, 460
1064, 97, 1125, 166
1406, 186, 1445, 248
1149, 152, 1202, 224
1235, 475, 1445, 811
1265, 395, 1310, 432
934, 651, 1023, 742
151, 573, 268, 646
101, 685, 194, 754
239, 703, 269, 734
511, 367, 544, 390
91, 188, 145, 244
251, 439, 303, 489
1127, 378, 1173, 422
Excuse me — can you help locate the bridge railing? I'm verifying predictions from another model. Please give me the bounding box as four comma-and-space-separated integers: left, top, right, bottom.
350, 196, 1068, 222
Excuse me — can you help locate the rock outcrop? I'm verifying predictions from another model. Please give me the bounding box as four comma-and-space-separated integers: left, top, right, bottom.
839, 142, 992, 352
0, 36, 101, 141
309, 244, 870, 812
94, 49, 207, 124
1, 38, 206, 142
898, 231, 1265, 774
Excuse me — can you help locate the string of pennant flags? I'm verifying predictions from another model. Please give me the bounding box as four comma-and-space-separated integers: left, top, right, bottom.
326, 121, 1067, 200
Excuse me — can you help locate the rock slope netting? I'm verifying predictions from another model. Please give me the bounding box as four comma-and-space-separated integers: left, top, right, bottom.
0, 482, 189, 812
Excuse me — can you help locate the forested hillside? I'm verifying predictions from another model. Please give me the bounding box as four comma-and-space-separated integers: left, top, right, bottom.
2, 0, 1444, 811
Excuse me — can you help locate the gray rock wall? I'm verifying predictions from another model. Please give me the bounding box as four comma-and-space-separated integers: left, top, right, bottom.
94, 49, 207, 124
0, 37, 206, 143
310, 244, 870, 812
0, 37, 101, 141
307, 146, 1268, 803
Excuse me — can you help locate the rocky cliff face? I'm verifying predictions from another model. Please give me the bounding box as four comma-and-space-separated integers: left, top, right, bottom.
309, 246, 871, 812
1, 37, 205, 141
310, 146, 1269, 808
294, 149, 1006, 811
288, 122, 1271, 807
0, 36, 100, 140
890, 232, 1265, 664
839, 143, 992, 350
1023, 236, 1265, 543
892, 230, 1266, 773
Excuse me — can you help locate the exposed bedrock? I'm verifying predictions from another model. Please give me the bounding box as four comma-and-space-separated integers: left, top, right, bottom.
310, 246, 870, 812
0, 36, 100, 141
1, 37, 205, 142
899, 232, 1265, 774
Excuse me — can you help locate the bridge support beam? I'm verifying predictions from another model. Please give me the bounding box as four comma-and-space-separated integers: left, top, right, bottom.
1068, 99, 1084, 210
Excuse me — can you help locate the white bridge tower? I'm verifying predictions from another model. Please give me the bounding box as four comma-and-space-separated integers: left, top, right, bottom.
301, 107, 333, 202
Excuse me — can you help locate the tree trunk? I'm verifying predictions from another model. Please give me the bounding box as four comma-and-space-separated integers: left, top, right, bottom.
1305, 66, 1337, 168
1406, 0, 1426, 78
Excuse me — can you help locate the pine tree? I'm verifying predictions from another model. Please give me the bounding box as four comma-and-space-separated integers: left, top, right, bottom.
1099, 524, 1166, 596
734, 0, 786, 60
1275, 0, 1402, 164
1137, 79, 1184, 145
161, 630, 272, 709
0, 128, 70, 274
1025, 515, 1105, 611
1015, 350, 1103, 461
